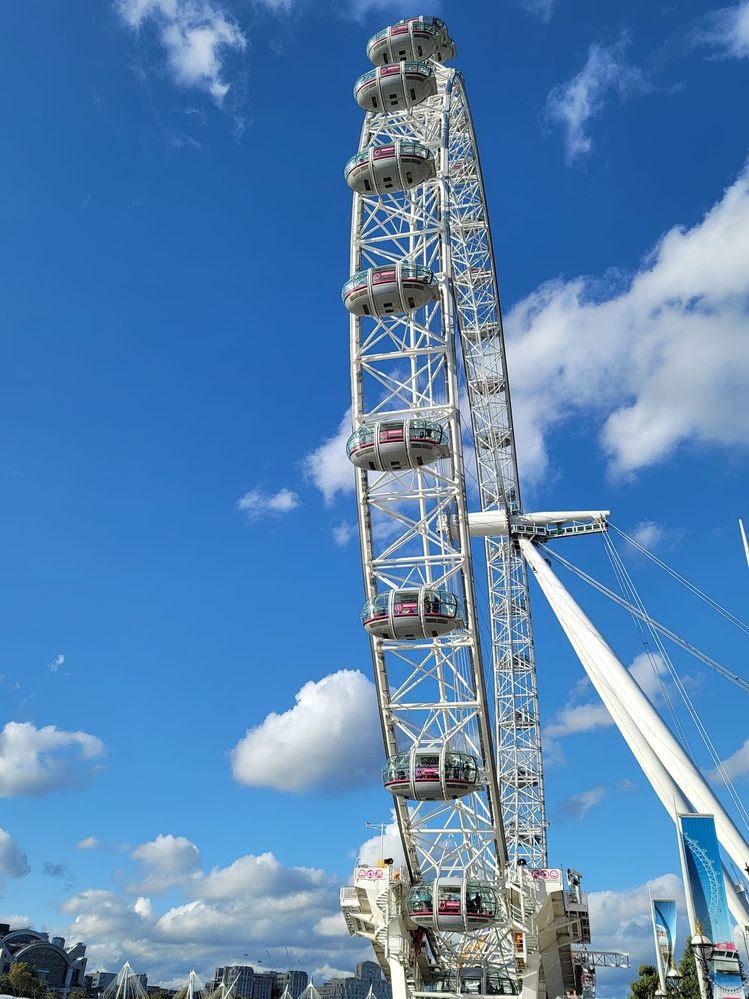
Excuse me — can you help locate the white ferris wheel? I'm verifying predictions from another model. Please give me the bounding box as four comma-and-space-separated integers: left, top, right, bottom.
339, 15, 573, 999
337, 14, 749, 999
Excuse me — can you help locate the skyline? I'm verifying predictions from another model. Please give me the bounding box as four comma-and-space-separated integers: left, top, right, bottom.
0, 2, 748, 997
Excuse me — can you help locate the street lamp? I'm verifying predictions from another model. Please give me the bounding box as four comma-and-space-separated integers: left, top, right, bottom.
666, 966, 683, 995
690, 930, 715, 999
655, 988, 668, 999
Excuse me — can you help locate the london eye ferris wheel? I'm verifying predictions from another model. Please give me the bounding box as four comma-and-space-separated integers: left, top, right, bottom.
339, 14, 556, 996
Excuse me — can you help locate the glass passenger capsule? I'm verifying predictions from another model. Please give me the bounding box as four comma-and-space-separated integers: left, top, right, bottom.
471, 375, 504, 396
354, 61, 437, 112
361, 587, 462, 640
366, 17, 456, 66
342, 263, 438, 318
346, 419, 449, 471
382, 747, 480, 800
345, 141, 436, 196
431, 968, 519, 996
476, 428, 512, 450
406, 877, 500, 932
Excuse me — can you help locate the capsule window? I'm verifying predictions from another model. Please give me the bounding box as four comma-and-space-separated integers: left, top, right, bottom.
362, 304, 370, 316
405, 171, 413, 183
363, 179, 372, 192
407, 296, 416, 308
371, 96, 379, 109
410, 88, 416, 100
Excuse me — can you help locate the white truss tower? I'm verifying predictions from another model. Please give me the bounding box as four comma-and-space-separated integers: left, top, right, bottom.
347, 35, 545, 974
445, 77, 547, 869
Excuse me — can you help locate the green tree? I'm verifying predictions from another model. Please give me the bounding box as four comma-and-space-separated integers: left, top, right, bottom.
0, 962, 45, 999
678, 939, 701, 999
69, 991, 88, 999
628, 963, 660, 999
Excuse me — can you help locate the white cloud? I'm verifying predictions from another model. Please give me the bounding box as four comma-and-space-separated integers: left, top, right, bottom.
560, 786, 606, 820
696, 1, 749, 59
314, 913, 349, 938
716, 736, 749, 782
114, 0, 247, 103
134, 896, 153, 918
545, 38, 647, 162
630, 520, 665, 550
518, 0, 558, 20
304, 410, 354, 505
230, 669, 381, 793
60, 840, 365, 984
332, 521, 356, 547
0, 829, 30, 878
506, 160, 749, 481
130, 834, 202, 893
48, 653, 65, 673
585, 873, 686, 995
236, 487, 300, 519
355, 812, 405, 868
0, 721, 106, 797
193, 852, 326, 902
544, 653, 668, 763
77, 836, 100, 850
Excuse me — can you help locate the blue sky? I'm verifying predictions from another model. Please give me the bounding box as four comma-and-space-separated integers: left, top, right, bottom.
0, 0, 748, 994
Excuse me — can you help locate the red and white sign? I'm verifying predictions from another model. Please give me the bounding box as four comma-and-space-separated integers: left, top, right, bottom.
356, 867, 385, 881
531, 868, 562, 881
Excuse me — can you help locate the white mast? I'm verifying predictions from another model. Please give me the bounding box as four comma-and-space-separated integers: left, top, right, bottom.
740, 519, 749, 571
520, 539, 749, 925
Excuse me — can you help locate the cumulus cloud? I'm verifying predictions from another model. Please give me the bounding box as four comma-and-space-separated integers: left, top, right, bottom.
61, 842, 363, 984
506, 160, 749, 481
544, 653, 668, 763
545, 37, 647, 162
695, 1, 749, 59
715, 737, 749, 782
332, 521, 356, 547
0, 830, 30, 878
560, 786, 606, 820
356, 812, 406, 868
76, 836, 100, 850
584, 873, 686, 996
236, 487, 300, 519
130, 834, 202, 893
304, 410, 354, 505
230, 669, 381, 793
630, 520, 666, 550
194, 851, 326, 902
48, 654, 65, 673
0, 721, 106, 797
114, 0, 247, 103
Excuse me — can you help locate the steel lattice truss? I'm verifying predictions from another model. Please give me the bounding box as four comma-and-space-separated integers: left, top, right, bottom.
348, 62, 545, 971
443, 78, 547, 869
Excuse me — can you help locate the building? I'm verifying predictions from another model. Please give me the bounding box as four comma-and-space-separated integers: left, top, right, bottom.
272, 972, 308, 999
213, 966, 255, 999
89, 972, 117, 992
212, 967, 310, 999
250, 974, 274, 999
317, 963, 391, 999
0, 924, 87, 997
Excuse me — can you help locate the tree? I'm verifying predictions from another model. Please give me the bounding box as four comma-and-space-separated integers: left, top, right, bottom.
0, 962, 45, 999
628, 963, 660, 999
678, 939, 701, 999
